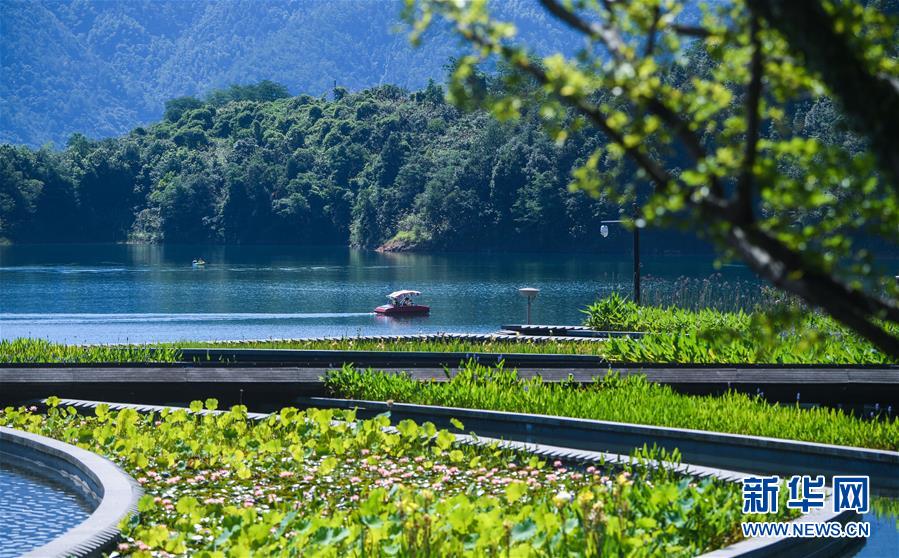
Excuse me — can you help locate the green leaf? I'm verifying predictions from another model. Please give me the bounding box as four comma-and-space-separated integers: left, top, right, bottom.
505, 481, 528, 504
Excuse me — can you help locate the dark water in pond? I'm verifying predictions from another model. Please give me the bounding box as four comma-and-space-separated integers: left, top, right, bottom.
0, 457, 91, 557
0, 244, 763, 344
852, 502, 899, 558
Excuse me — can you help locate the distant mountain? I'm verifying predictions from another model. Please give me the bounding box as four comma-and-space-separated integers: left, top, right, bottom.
0, 0, 576, 147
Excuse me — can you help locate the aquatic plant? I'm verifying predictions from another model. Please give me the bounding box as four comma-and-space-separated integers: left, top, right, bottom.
582, 294, 895, 364
639, 274, 768, 313
326, 363, 899, 451
0, 399, 785, 557
0, 338, 181, 363
5, 326, 893, 364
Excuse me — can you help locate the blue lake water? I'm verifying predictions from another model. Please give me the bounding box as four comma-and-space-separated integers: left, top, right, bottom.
856, 505, 899, 557
1, 244, 897, 554
0, 244, 762, 344
0, 458, 91, 557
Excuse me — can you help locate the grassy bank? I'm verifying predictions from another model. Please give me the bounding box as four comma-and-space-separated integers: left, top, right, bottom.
326, 363, 899, 451
0, 399, 783, 557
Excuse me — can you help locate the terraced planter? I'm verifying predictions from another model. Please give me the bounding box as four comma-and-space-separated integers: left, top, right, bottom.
4, 398, 872, 557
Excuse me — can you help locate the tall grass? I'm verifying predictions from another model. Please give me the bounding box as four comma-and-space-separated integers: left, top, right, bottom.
640, 274, 767, 312
0, 338, 180, 363
582, 294, 894, 364
326, 363, 899, 451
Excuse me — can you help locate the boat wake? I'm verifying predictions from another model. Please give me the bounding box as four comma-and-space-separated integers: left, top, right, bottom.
0, 313, 374, 325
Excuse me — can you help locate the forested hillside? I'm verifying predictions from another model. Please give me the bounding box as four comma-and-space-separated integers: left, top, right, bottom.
0, 78, 624, 250
0, 0, 575, 147
0, 64, 854, 252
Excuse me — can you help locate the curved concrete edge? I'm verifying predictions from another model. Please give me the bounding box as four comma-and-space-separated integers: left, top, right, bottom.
699, 509, 862, 558
305, 397, 899, 493
0, 426, 142, 558
45, 398, 864, 558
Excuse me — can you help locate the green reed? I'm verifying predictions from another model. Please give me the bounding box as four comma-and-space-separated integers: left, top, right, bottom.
326, 363, 899, 451
0, 338, 181, 363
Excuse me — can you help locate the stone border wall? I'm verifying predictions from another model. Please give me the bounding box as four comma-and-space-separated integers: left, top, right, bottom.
0, 426, 142, 557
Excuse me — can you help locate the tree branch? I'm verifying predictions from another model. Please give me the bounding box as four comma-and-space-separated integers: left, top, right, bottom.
671, 24, 712, 38
748, 0, 899, 193
735, 14, 763, 223
645, 5, 662, 57
538, 0, 724, 198
537, 0, 626, 57
723, 223, 899, 357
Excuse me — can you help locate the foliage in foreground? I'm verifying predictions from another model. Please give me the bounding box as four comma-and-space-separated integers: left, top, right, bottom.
409, 0, 899, 358
326, 364, 899, 452
0, 399, 779, 557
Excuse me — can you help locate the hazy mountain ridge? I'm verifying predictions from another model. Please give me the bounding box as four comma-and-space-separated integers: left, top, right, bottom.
1, 0, 575, 147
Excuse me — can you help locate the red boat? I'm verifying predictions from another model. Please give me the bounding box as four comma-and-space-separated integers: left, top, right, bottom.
374, 290, 430, 316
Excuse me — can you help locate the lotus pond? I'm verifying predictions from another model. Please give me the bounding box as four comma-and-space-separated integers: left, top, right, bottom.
0, 398, 794, 557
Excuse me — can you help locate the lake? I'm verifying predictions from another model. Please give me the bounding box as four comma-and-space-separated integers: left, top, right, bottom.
0, 244, 761, 344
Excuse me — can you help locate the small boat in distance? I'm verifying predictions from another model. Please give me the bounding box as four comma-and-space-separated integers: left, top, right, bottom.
374, 290, 430, 316
192, 258, 206, 267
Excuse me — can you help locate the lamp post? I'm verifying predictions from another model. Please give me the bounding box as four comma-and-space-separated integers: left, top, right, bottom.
600, 204, 641, 305
518, 287, 539, 324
